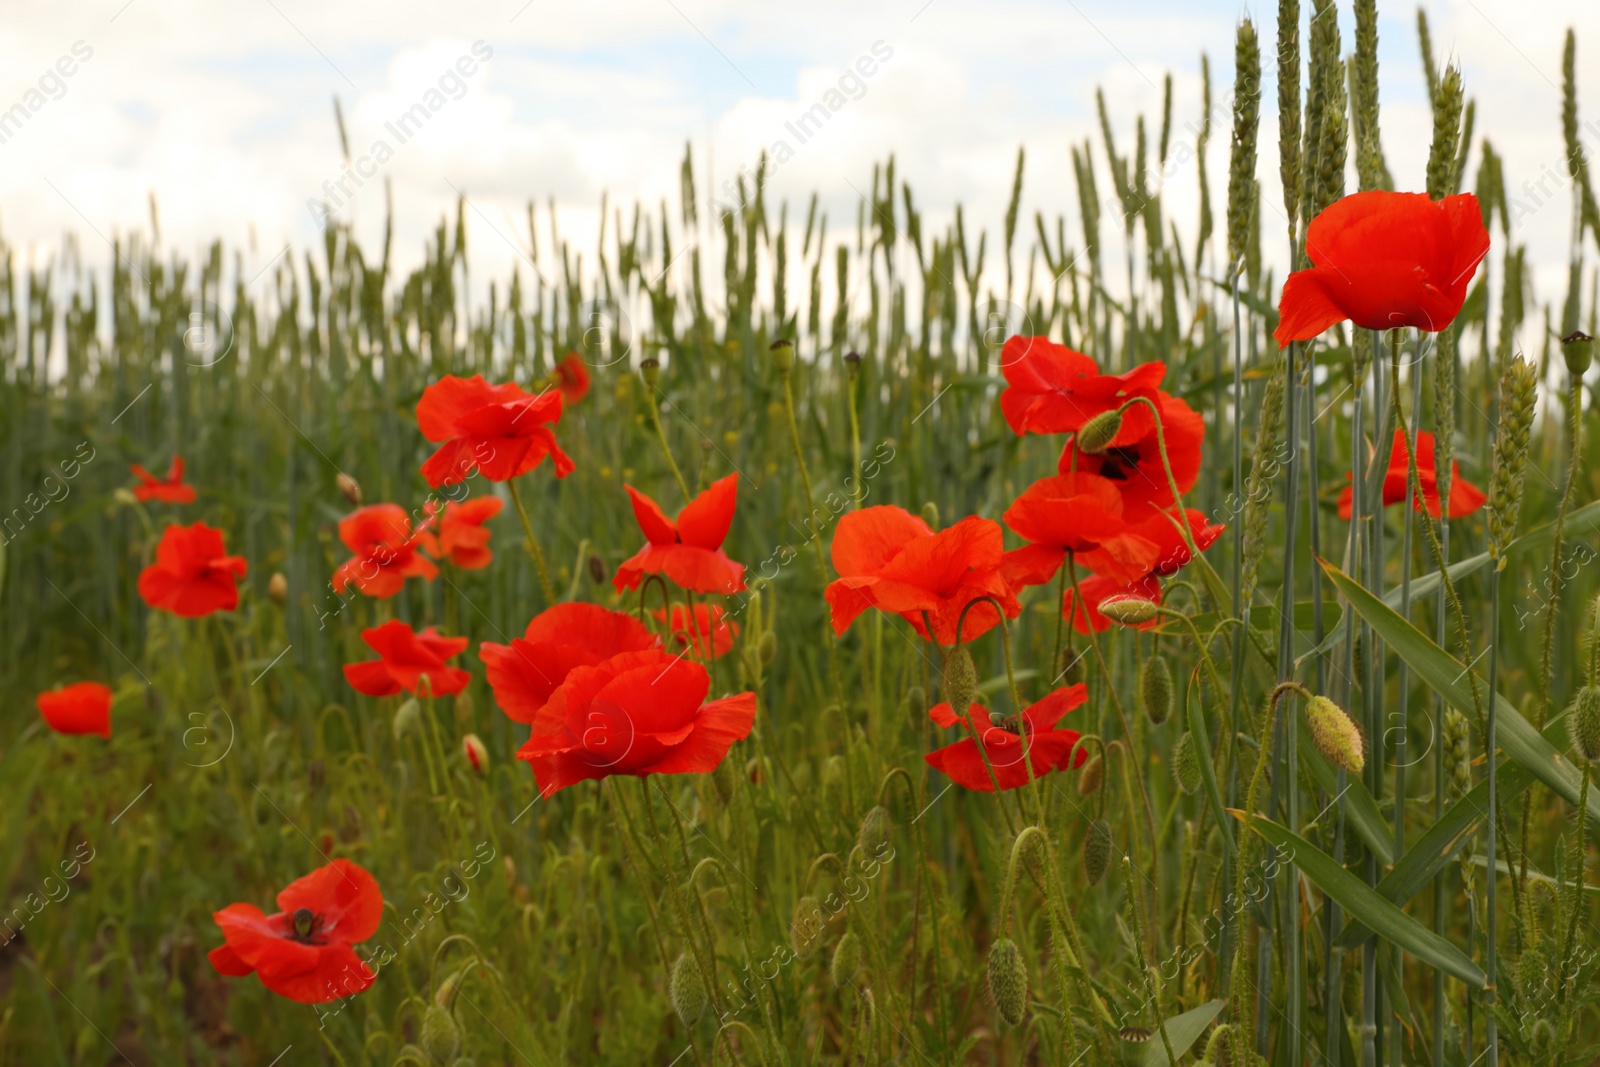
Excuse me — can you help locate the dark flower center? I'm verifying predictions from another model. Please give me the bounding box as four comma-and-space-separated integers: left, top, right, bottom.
289, 907, 319, 943
1096, 447, 1144, 482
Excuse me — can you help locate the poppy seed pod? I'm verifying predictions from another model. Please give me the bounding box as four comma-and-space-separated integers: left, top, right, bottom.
420, 1003, 462, 1064
857, 805, 892, 858
1567, 687, 1600, 762
1083, 819, 1113, 886
1305, 695, 1365, 774
668, 951, 708, 1025
392, 698, 421, 741
462, 733, 488, 776
843, 350, 863, 380
769, 338, 794, 375
1076, 753, 1104, 796
1099, 597, 1160, 626
986, 938, 1028, 1027
830, 931, 862, 988
1174, 731, 1202, 795
1563, 330, 1594, 377
267, 572, 288, 605
1075, 408, 1124, 455
1140, 654, 1174, 725
336, 471, 362, 506
639, 358, 661, 389
943, 646, 977, 718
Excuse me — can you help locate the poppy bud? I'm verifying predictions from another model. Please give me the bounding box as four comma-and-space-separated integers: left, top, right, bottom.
856, 805, 891, 858
711, 753, 738, 805
843, 350, 863, 381
901, 685, 926, 719
920, 501, 940, 531
1563, 330, 1594, 377
267, 572, 288, 605
758, 630, 777, 665
668, 950, 708, 1025
942, 646, 977, 717
1076, 753, 1104, 796
462, 733, 488, 776
393, 697, 421, 741
454, 689, 473, 725
1173, 731, 1202, 795
434, 968, 464, 1008
791, 895, 823, 956
769, 338, 794, 375
1099, 596, 1159, 626
831, 931, 862, 988
587, 554, 607, 585
336, 472, 362, 506
1140, 654, 1174, 725
1083, 819, 1112, 886
420, 1003, 462, 1064
821, 755, 846, 791
1304, 695, 1365, 774
113, 487, 139, 506
1204, 1023, 1241, 1067
1529, 1017, 1557, 1055
986, 937, 1028, 1027
1058, 648, 1086, 686
640, 358, 661, 389
1567, 687, 1600, 763
503, 854, 518, 890
1075, 408, 1123, 455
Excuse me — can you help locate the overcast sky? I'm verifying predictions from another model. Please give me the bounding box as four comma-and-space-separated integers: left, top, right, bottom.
0, 0, 1595, 313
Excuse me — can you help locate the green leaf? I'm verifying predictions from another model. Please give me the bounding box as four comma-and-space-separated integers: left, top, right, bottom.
1319, 558, 1600, 827
1242, 814, 1485, 988
1122, 999, 1225, 1067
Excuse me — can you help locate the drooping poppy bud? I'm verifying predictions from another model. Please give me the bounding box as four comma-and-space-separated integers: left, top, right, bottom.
669, 951, 708, 1025
920, 500, 940, 531
758, 630, 777, 665
712, 754, 738, 805
1567, 687, 1600, 763
587, 554, 607, 585
1076, 753, 1104, 796
420, 1003, 462, 1063
901, 685, 927, 720
986, 938, 1028, 1027
392, 697, 421, 741
1058, 648, 1086, 687
791, 896, 823, 957
1304, 695, 1365, 774
1140, 654, 1174, 725
942, 646, 977, 719
831, 931, 862, 988
1075, 408, 1124, 455
462, 733, 489, 775
1083, 819, 1113, 886
856, 805, 891, 858
1173, 731, 1202, 795
268, 572, 288, 605
1100, 597, 1160, 626
336, 472, 362, 506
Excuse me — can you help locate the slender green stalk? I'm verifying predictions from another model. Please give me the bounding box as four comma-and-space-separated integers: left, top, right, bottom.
506, 477, 556, 603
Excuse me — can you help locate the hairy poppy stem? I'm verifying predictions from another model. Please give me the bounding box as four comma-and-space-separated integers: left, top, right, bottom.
506, 478, 556, 604
644, 383, 693, 503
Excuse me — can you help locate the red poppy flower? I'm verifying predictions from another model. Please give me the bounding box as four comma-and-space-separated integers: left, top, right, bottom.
480, 603, 659, 725
208, 859, 382, 1004
1274, 191, 1490, 347
999, 336, 1167, 437
131, 457, 196, 504
924, 684, 1090, 791
1057, 390, 1205, 519
1001, 472, 1164, 588
613, 474, 745, 595
343, 620, 470, 698
1336, 429, 1487, 520
1061, 509, 1225, 633
416, 375, 575, 488
422, 496, 504, 569
331, 504, 438, 599
138, 522, 248, 617
552, 354, 591, 405
826, 507, 1020, 645
516, 649, 757, 797
653, 603, 739, 660
36, 682, 113, 738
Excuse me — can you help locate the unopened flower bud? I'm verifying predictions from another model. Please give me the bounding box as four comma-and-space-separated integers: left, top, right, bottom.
791, 895, 823, 957
986, 938, 1028, 1026
1075, 408, 1124, 454
1076, 753, 1104, 796
454, 689, 473, 724
1563, 330, 1594, 377
1305, 695, 1365, 774
1568, 686, 1600, 762
1099, 596, 1159, 626
920, 501, 940, 531
336, 471, 362, 506
586, 554, 606, 585
433, 968, 465, 1008
1140, 654, 1174, 725
856, 805, 892, 857
668, 951, 708, 1025
901, 685, 926, 719
758, 630, 777, 665
769, 338, 794, 375
1173, 731, 1202, 795
640, 358, 661, 388
1058, 648, 1086, 686
1082, 819, 1113, 887
942, 646, 977, 715
462, 733, 488, 776
113, 487, 139, 506
392, 698, 421, 741
267, 572, 288, 605
830, 931, 862, 988
712, 753, 738, 805
420, 1003, 462, 1064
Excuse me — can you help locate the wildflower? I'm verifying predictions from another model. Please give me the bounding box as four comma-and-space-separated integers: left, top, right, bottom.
1335, 430, 1486, 520
416, 374, 574, 488
551, 353, 591, 405
331, 504, 438, 599
653, 602, 738, 660
613, 474, 746, 595
36, 682, 113, 738
1061, 509, 1225, 634
342, 620, 470, 698
138, 522, 247, 617
130, 457, 196, 504
208, 859, 383, 1004
998, 336, 1166, 437
1057, 390, 1206, 519
826, 506, 1020, 645
462, 733, 489, 775
1274, 190, 1490, 346
516, 649, 757, 797
480, 603, 659, 725
1001, 472, 1161, 586
924, 684, 1090, 791
421, 496, 504, 569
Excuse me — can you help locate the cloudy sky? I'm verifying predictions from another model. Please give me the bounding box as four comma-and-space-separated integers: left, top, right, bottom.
0, 0, 1594, 307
